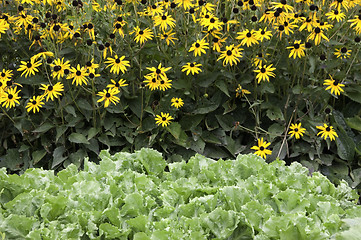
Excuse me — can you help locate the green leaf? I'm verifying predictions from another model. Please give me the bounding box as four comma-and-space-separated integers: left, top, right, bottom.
192, 102, 219, 114
345, 116, 361, 132
56, 126, 68, 143
335, 127, 355, 162
201, 208, 240, 239
99, 223, 122, 238
77, 98, 93, 110
68, 133, 90, 144
136, 148, 166, 176
32, 150, 47, 165
87, 127, 99, 140
166, 122, 181, 140
344, 84, 361, 104
32, 122, 54, 133
215, 80, 230, 97
51, 146, 67, 169
64, 105, 77, 117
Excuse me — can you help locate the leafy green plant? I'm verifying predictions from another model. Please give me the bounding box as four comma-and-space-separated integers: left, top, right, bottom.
0, 149, 360, 239
0, 0, 361, 196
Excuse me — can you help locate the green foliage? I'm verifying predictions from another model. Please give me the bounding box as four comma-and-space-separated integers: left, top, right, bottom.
0, 0, 361, 197
0, 149, 361, 239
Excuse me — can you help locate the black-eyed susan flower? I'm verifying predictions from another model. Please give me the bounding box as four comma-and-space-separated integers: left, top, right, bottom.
326, 10, 346, 22
323, 75, 345, 96
182, 62, 202, 75
288, 123, 306, 139
271, 0, 294, 12
105, 55, 130, 75
287, 40, 306, 59
235, 84, 251, 98
254, 27, 272, 42
39, 82, 64, 101
153, 13, 176, 31
50, 58, 71, 80
155, 112, 174, 127
251, 137, 272, 159
159, 30, 178, 45
317, 123, 338, 141
68, 64, 89, 86
212, 36, 227, 52
236, 29, 259, 47
0, 69, 13, 82
307, 27, 329, 45
143, 75, 159, 91
85, 59, 99, 74
106, 79, 128, 90
171, 97, 184, 108
252, 52, 269, 67
0, 87, 21, 109
174, 0, 194, 10
17, 58, 42, 78
158, 77, 172, 91
254, 64, 276, 83
147, 4, 164, 16
189, 39, 209, 57
330, 0, 349, 12
0, 19, 10, 38
299, 17, 317, 32
26, 95, 45, 113
348, 14, 361, 34
97, 88, 120, 108
217, 44, 243, 66
146, 63, 171, 80
334, 47, 351, 59
131, 26, 154, 45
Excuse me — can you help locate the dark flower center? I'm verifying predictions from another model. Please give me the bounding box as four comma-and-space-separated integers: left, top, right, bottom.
210, 18, 215, 23
115, 82, 120, 87
152, 78, 156, 83
6, 81, 12, 86
294, 128, 299, 132
195, 43, 200, 48
226, 50, 232, 56
325, 127, 331, 131
315, 27, 321, 33
156, 69, 161, 74
341, 47, 347, 53
106, 93, 111, 98
294, 43, 300, 49
260, 68, 266, 73
190, 63, 195, 67
334, 10, 339, 14
333, 80, 339, 86
213, 37, 219, 43
48, 86, 53, 91
115, 23, 121, 29
278, 25, 284, 31
8, 94, 13, 99
89, 73, 95, 78
160, 80, 165, 84
115, 58, 121, 63
257, 53, 263, 57
32, 100, 37, 105
76, 71, 81, 76
27, 62, 32, 68
139, 30, 144, 35
1, 73, 5, 77
260, 146, 264, 151
54, 65, 61, 72
162, 15, 167, 20
246, 32, 252, 38
162, 117, 166, 121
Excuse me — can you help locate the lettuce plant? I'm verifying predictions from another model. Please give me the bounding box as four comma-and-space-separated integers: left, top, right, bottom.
0, 148, 360, 239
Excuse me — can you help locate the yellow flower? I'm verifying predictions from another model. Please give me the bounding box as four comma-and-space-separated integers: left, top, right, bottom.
146, 63, 171, 80
131, 26, 154, 45
143, 75, 159, 91
97, 88, 120, 108
334, 47, 351, 59
68, 64, 89, 86
105, 55, 130, 75
254, 64, 276, 83
0, 87, 21, 109
50, 58, 71, 80
174, 0, 194, 10
288, 123, 306, 139
251, 138, 272, 159
171, 97, 184, 108
106, 79, 128, 90
236, 29, 259, 47
306, 27, 329, 45
287, 40, 306, 59
0, 19, 10, 38
155, 112, 174, 127
325, 10, 346, 22
182, 62, 202, 75
26, 95, 45, 113
158, 77, 172, 91
17, 58, 42, 78
39, 82, 64, 101
323, 75, 345, 96
189, 39, 209, 57
217, 44, 243, 67
159, 30, 178, 45
153, 13, 176, 31
317, 123, 338, 141
0, 69, 13, 82
235, 85, 251, 98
